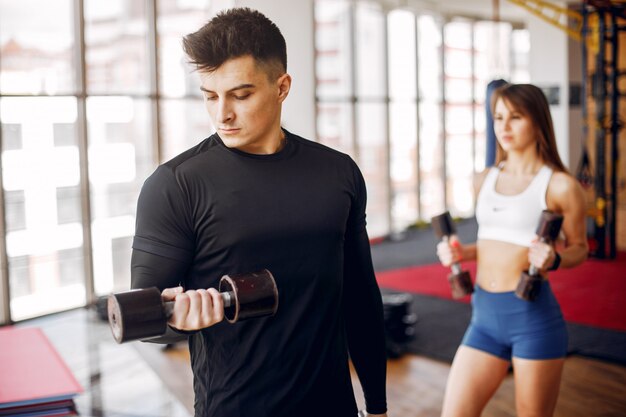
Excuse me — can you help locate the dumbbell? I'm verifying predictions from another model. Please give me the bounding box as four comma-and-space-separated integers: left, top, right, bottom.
108, 269, 278, 343
515, 210, 563, 301
431, 211, 474, 299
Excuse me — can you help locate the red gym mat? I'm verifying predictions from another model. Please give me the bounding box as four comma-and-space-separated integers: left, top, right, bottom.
376, 252, 626, 332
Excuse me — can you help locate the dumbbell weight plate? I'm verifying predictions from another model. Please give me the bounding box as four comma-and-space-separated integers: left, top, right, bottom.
515, 271, 542, 301
219, 269, 279, 323
448, 270, 474, 299
108, 287, 167, 344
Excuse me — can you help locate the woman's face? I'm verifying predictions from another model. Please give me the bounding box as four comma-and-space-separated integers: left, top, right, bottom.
493, 97, 536, 154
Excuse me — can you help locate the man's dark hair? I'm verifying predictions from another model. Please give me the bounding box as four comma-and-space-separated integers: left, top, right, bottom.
182, 7, 287, 79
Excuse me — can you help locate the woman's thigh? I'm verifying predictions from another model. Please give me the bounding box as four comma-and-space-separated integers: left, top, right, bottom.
441, 345, 511, 417
512, 356, 564, 417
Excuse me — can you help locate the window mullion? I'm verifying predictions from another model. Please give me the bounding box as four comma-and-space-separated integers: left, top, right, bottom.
74, 0, 96, 305
147, 0, 162, 165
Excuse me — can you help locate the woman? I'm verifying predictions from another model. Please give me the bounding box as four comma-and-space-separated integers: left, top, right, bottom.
437, 83, 588, 417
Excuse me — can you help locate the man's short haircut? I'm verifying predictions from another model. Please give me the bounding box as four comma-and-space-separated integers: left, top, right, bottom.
182, 7, 287, 79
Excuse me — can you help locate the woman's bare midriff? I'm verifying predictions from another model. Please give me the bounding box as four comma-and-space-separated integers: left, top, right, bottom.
476, 239, 539, 292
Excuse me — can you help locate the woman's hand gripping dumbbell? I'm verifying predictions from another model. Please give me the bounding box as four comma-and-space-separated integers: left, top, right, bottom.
515, 210, 563, 301
432, 211, 474, 299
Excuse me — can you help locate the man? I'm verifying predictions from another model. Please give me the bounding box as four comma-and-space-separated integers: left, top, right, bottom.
131, 7, 388, 417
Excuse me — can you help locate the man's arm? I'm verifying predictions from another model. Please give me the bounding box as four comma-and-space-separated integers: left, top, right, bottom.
131, 171, 223, 342
343, 227, 388, 415
130, 249, 193, 344
342, 160, 388, 415
131, 248, 226, 342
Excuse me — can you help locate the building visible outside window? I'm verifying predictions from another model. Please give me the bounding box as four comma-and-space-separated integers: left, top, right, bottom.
314, 0, 529, 237
157, 0, 215, 162
0, 0, 529, 321
0, 0, 85, 320
0, 0, 214, 321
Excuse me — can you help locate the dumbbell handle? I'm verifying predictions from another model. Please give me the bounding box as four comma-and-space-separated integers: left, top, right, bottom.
528, 236, 550, 276
163, 291, 235, 318
441, 236, 463, 273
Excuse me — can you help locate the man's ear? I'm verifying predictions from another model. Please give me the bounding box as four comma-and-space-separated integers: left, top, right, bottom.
276, 73, 291, 103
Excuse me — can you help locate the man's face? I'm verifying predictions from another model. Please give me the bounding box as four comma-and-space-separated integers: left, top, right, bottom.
198, 55, 290, 154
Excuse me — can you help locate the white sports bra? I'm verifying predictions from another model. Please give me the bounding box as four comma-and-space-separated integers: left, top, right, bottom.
475, 164, 553, 247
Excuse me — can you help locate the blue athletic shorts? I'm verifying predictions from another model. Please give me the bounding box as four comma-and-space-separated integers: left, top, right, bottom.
461, 281, 568, 360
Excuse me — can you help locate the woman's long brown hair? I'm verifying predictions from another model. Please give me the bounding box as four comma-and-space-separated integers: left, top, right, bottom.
491, 83, 567, 173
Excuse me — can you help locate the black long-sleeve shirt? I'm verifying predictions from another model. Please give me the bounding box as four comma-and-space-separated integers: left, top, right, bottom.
131, 130, 387, 417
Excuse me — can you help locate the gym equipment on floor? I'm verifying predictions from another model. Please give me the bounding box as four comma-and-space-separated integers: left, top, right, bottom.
382, 292, 417, 359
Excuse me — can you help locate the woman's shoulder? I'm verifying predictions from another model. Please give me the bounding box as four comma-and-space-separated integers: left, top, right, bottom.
549, 170, 580, 193
547, 169, 585, 207
473, 167, 494, 194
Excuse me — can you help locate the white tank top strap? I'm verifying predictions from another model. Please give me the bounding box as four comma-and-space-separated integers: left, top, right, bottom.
531, 165, 553, 210
480, 165, 500, 194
